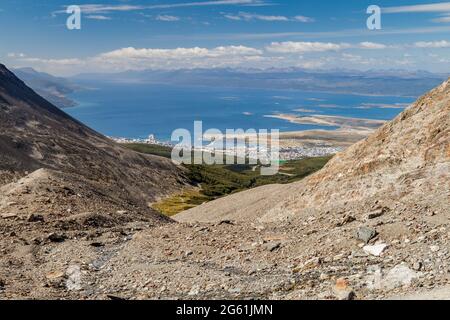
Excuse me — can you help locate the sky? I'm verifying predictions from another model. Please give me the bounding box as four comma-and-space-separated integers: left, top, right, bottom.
2, 0, 450, 75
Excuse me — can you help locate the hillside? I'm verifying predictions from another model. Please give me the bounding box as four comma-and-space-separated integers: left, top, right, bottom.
0, 64, 187, 223
0, 64, 191, 299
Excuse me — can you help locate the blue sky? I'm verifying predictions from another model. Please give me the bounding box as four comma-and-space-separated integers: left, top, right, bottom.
2, 0, 450, 75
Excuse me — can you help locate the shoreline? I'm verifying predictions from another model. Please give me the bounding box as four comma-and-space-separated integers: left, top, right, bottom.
114, 126, 372, 161
264, 114, 386, 131
110, 113, 387, 160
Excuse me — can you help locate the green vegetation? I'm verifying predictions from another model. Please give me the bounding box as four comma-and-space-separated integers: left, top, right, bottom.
152, 189, 210, 216
124, 143, 173, 159
122, 143, 332, 216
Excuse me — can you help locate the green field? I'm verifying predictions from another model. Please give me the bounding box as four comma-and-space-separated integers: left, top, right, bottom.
123, 143, 332, 216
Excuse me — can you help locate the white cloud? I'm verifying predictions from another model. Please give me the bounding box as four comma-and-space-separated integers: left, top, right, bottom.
266, 41, 389, 53
20, 57, 84, 68
22, 57, 82, 64
156, 15, 180, 21
11, 39, 450, 76
294, 15, 315, 23
7, 53, 26, 58
59, 4, 139, 15
414, 40, 450, 48
340, 53, 374, 65
383, 2, 450, 13
12, 44, 322, 75
431, 14, 450, 23
86, 15, 112, 20
266, 41, 349, 53
224, 14, 242, 20
383, 2, 450, 24
224, 12, 289, 21
359, 42, 387, 49
100, 46, 262, 60
92, 46, 266, 71
211, 45, 263, 56
224, 12, 314, 22
62, 1, 268, 14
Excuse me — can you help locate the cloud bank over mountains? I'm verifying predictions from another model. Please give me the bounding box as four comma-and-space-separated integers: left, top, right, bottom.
11, 39, 450, 75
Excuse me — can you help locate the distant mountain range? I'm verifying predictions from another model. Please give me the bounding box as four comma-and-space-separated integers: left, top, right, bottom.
10, 67, 449, 110
12, 67, 79, 108
73, 67, 449, 98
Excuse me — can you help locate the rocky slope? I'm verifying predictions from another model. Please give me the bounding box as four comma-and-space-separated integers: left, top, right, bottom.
49, 76, 447, 301
153, 77, 448, 300
0, 64, 191, 299
0, 64, 187, 217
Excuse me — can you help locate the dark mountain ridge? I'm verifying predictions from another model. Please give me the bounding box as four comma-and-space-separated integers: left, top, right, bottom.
72, 67, 448, 97
12, 67, 79, 108
0, 63, 186, 220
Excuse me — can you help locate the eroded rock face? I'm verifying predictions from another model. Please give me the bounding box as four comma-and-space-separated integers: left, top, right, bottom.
266, 79, 450, 222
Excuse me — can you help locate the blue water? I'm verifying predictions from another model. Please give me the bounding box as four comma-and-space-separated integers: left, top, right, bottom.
66, 80, 415, 141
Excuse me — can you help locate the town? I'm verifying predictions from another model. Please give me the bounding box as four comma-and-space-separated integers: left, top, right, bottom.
110, 134, 342, 162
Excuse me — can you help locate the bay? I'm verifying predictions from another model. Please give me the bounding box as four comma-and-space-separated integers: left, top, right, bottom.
66, 80, 414, 141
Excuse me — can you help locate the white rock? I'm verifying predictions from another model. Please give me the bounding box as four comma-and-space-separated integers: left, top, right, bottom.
365, 264, 421, 290
188, 285, 200, 296
430, 245, 440, 253
1, 213, 17, 219
365, 265, 383, 290
66, 265, 82, 291
363, 243, 388, 256
382, 264, 420, 289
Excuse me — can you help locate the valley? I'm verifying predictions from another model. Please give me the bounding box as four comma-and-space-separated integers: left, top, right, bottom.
0, 64, 448, 301
123, 143, 331, 215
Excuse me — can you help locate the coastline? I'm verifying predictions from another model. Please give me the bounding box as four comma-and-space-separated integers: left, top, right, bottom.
201, 128, 370, 147
264, 114, 386, 131
111, 111, 387, 161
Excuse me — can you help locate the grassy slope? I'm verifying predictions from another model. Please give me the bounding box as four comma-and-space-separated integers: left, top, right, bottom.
123, 143, 331, 216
